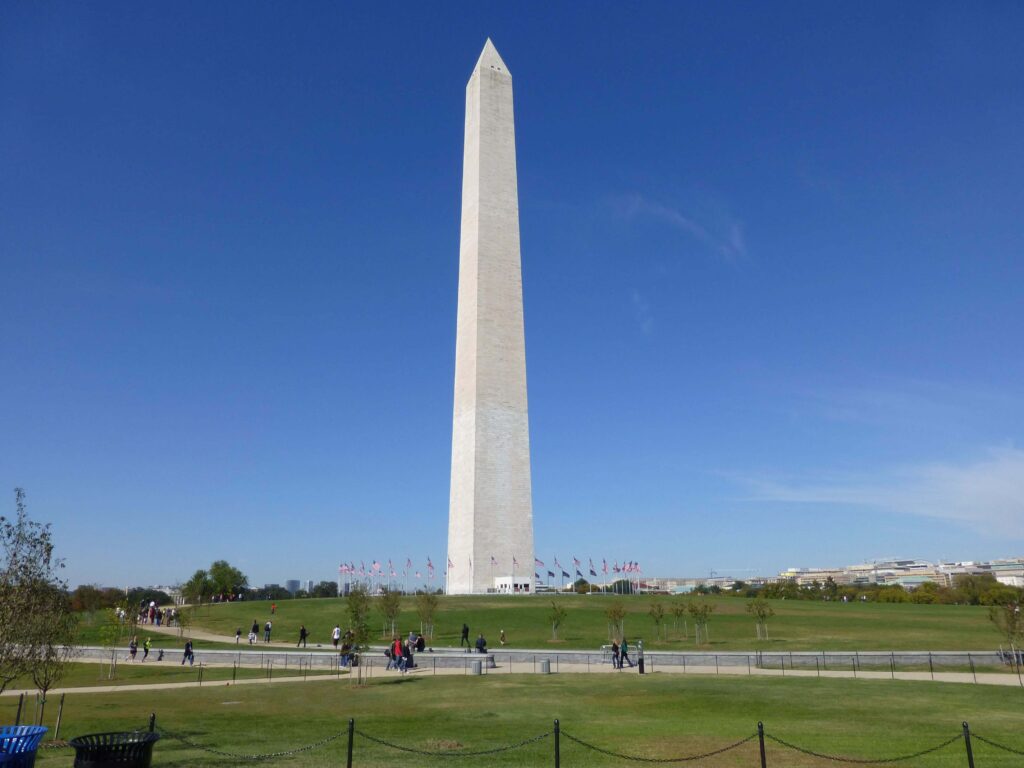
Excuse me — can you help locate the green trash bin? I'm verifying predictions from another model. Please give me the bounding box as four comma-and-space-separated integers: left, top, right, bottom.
69, 731, 160, 768
0, 725, 48, 768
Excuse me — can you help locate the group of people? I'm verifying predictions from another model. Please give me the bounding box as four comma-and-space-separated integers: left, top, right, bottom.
125, 635, 152, 662
459, 623, 506, 652
609, 638, 636, 669
240, 619, 275, 644
385, 631, 426, 673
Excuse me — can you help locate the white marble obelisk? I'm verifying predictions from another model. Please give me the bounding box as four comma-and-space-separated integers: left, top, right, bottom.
446, 40, 534, 595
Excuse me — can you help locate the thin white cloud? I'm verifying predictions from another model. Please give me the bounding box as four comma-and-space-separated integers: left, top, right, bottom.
616, 193, 746, 261
741, 446, 1024, 537
630, 289, 654, 334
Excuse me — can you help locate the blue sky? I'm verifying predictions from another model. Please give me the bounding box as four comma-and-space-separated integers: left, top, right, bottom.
2, 2, 1022, 588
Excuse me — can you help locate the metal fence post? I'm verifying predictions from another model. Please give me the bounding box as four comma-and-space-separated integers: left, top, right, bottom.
969, 653, 977, 684
346, 718, 355, 768
889, 652, 895, 680
962, 721, 975, 768
149, 712, 156, 733
928, 652, 934, 680
15, 693, 24, 725
815, 657, 820, 678
554, 719, 560, 768
757, 721, 767, 768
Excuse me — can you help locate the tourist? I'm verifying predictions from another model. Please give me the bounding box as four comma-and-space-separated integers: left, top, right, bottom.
235, 627, 242, 644
297, 625, 308, 648
128, 636, 138, 662
271, 602, 277, 614
499, 629, 507, 646
332, 625, 341, 649
475, 633, 487, 653
250, 619, 259, 645
402, 636, 414, 671
620, 638, 634, 668
611, 640, 620, 669
142, 637, 151, 661
182, 639, 194, 666
460, 623, 470, 648
415, 634, 425, 652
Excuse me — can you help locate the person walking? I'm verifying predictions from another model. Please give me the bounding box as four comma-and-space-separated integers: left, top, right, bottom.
235, 627, 242, 644
611, 640, 621, 669
620, 638, 634, 668
182, 639, 194, 666
460, 623, 470, 648
142, 637, 151, 662
297, 625, 308, 648
264, 620, 272, 643
332, 625, 341, 649
249, 619, 259, 645
128, 636, 138, 662
499, 629, 507, 646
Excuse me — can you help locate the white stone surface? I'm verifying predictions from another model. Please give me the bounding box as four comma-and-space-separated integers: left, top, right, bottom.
446, 40, 534, 594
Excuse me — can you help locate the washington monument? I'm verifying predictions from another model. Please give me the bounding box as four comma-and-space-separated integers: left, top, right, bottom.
446, 40, 535, 595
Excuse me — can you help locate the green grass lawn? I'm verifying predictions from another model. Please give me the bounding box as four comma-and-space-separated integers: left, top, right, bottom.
180, 594, 1007, 651
18, 674, 1024, 767
74, 612, 252, 650
5, 662, 338, 692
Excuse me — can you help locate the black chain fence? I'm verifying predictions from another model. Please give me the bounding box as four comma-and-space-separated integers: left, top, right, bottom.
354, 726, 551, 756
33, 715, 1024, 766
763, 732, 964, 764
561, 729, 758, 762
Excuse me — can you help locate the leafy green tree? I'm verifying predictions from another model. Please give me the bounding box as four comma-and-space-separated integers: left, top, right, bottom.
988, 602, 1023, 648
0, 488, 73, 695
671, 601, 688, 639
311, 580, 339, 598
648, 601, 665, 640
346, 585, 372, 683
208, 560, 248, 596
605, 602, 626, 639
378, 587, 402, 638
415, 591, 439, 639
26, 584, 79, 722
687, 599, 715, 645
746, 598, 774, 639
182, 569, 213, 606
549, 602, 567, 640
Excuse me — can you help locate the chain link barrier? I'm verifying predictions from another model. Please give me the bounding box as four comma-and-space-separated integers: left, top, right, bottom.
560, 730, 758, 763
764, 732, 963, 764
161, 727, 349, 761
973, 733, 1024, 756
354, 727, 551, 757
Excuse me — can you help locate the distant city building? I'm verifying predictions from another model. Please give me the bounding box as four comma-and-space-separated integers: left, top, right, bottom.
285, 579, 300, 595
304, 579, 314, 593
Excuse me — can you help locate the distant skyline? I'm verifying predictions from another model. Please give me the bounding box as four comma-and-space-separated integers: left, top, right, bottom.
2, 2, 1022, 588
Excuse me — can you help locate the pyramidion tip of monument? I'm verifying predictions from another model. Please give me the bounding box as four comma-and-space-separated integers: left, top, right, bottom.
474, 37, 510, 76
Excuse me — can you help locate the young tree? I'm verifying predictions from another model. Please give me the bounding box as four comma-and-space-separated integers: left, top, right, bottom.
687, 599, 715, 645
549, 602, 567, 641
989, 602, 1023, 648
415, 591, 439, 639
346, 584, 372, 683
648, 601, 665, 640
746, 598, 774, 640
26, 585, 79, 722
671, 601, 688, 639
378, 588, 403, 638
0, 489, 71, 694
605, 602, 626, 640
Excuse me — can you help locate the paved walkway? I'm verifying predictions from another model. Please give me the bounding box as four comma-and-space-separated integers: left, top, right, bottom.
3, 656, 1021, 697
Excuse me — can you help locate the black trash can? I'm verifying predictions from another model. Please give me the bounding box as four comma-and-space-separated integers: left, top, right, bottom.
69, 731, 160, 768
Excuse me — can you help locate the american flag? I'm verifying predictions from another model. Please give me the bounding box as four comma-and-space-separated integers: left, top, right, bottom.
573, 556, 581, 568
603, 559, 608, 574
490, 555, 498, 566
448, 558, 454, 569
535, 558, 544, 567
406, 558, 412, 569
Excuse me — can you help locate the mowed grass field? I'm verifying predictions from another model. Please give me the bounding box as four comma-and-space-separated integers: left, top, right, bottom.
20, 674, 1024, 767
185, 594, 1004, 651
